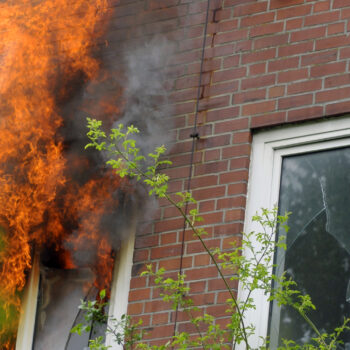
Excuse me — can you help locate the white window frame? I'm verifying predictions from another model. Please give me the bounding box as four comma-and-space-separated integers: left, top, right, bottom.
238, 116, 350, 349
15, 226, 136, 350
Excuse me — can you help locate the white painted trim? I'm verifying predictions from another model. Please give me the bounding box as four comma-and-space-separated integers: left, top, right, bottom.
16, 254, 40, 350
238, 116, 350, 349
106, 224, 136, 349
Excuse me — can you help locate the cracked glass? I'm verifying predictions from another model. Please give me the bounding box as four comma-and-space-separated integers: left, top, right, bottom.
269, 146, 350, 349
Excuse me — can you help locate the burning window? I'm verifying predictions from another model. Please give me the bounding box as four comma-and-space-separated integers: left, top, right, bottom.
14, 227, 135, 350
0, 0, 130, 347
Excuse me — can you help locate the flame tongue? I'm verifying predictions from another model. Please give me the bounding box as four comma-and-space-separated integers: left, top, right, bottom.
0, 0, 117, 347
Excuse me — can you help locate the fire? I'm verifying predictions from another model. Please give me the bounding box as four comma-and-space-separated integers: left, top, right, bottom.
0, 0, 120, 347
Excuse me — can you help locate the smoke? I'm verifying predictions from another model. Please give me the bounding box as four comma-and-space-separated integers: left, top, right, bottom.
59, 35, 175, 268
117, 36, 175, 156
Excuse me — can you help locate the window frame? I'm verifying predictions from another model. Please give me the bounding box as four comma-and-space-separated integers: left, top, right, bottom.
15, 229, 136, 350
238, 116, 350, 349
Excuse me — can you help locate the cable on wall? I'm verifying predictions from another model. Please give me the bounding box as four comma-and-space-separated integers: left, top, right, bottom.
172, 0, 211, 338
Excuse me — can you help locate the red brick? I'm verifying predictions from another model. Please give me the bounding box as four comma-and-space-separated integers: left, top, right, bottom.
135, 235, 159, 249
225, 209, 245, 222
178, 124, 212, 140
287, 106, 324, 122
325, 74, 350, 88
278, 68, 309, 83
186, 238, 221, 254
317, 87, 350, 103
223, 55, 240, 69
129, 288, 151, 302
214, 29, 249, 45
192, 186, 226, 200
194, 160, 229, 176
204, 149, 220, 162
232, 89, 266, 104
290, 27, 326, 42
217, 196, 246, 210
212, 67, 247, 83
326, 100, 350, 115
229, 157, 250, 170
204, 43, 235, 59
301, 49, 337, 66
250, 22, 284, 37
233, 2, 267, 16
191, 292, 215, 306
251, 112, 286, 128
130, 277, 147, 289
194, 254, 210, 267
152, 312, 169, 325
217, 19, 239, 33
269, 86, 285, 98
328, 22, 345, 35
333, 0, 350, 8
199, 200, 216, 213
143, 325, 174, 339
227, 183, 247, 196
189, 281, 206, 293
159, 257, 191, 271
133, 249, 149, 263
241, 48, 276, 64
151, 244, 183, 258
270, 0, 304, 9
200, 211, 224, 225
249, 62, 267, 76
185, 266, 218, 280
277, 4, 312, 19
222, 145, 251, 159
342, 8, 350, 20
314, 0, 330, 13
214, 223, 243, 236
214, 118, 249, 134
233, 131, 252, 144
286, 18, 303, 30
207, 106, 240, 122
241, 12, 274, 27
198, 95, 231, 111
128, 302, 143, 315
310, 61, 347, 77
268, 57, 299, 72
242, 100, 276, 116
208, 278, 238, 291
160, 232, 177, 245
304, 11, 340, 26
279, 94, 313, 109
219, 170, 249, 184
187, 175, 218, 189
254, 34, 289, 50
287, 80, 322, 94
278, 42, 314, 57
196, 135, 232, 150
339, 47, 350, 59
316, 35, 349, 50
241, 74, 276, 90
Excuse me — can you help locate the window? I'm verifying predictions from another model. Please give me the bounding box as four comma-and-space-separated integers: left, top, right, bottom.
15, 231, 135, 350
240, 116, 350, 349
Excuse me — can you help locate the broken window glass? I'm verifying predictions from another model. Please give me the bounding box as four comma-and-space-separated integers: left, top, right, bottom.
269, 146, 350, 349
32, 266, 107, 350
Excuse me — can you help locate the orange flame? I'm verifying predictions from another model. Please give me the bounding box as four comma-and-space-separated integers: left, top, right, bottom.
0, 0, 120, 347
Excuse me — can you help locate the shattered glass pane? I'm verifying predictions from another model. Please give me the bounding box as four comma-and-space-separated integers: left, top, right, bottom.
269, 147, 350, 349
33, 267, 106, 350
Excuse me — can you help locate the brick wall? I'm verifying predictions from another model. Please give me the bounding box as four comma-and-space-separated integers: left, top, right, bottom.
108, 0, 350, 345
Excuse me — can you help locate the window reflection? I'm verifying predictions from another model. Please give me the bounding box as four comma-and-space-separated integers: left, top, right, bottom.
269, 147, 350, 348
